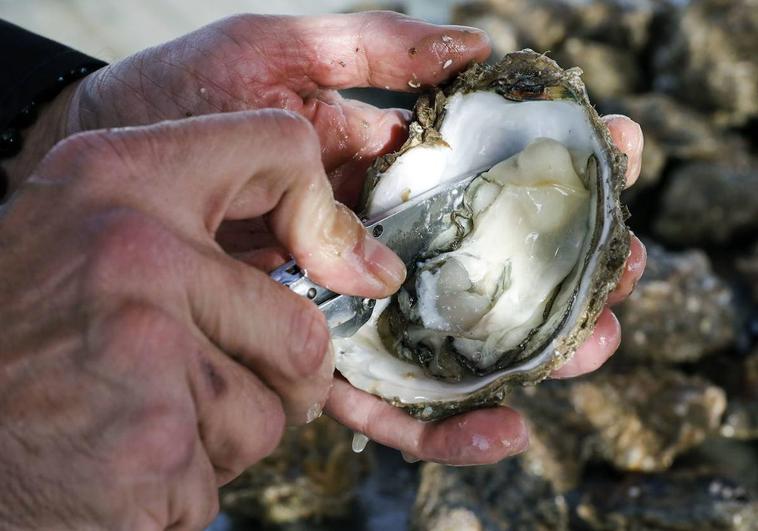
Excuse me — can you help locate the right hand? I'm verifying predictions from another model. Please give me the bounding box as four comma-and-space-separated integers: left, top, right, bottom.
0, 110, 404, 530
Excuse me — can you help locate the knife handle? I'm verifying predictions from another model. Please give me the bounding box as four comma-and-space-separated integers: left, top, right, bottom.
269, 260, 376, 337
269, 260, 335, 305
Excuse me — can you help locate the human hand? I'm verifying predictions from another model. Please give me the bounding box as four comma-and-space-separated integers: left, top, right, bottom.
1, 11, 646, 467
0, 110, 404, 529
2, 12, 489, 207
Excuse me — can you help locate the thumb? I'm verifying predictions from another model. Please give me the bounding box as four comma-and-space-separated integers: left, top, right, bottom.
43, 110, 406, 298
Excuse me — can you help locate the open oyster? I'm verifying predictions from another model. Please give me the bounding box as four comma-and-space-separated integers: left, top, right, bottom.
335, 50, 629, 420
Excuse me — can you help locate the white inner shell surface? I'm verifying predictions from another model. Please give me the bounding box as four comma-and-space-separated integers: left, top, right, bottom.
335, 90, 612, 408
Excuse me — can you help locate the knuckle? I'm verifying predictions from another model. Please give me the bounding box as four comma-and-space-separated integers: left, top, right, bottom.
39, 130, 129, 178
39, 127, 158, 184
203, 494, 221, 527
263, 109, 320, 156
83, 209, 178, 295
260, 401, 286, 458
39, 131, 111, 179
228, 393, 285, 473
94, 301, 188, 372
117, 401, 198, 479
100, 301, 178, 350
251, 392, 286, 463
217, 13, 265, 34
94, 305, 199, 478
285, 300, 330, 378
357, 9, 409, 27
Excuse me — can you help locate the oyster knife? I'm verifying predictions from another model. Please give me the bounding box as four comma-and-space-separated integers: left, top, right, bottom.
269, 174, 478, 337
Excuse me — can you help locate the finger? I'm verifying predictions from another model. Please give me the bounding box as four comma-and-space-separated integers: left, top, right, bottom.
301, 94, 411, 175
96, 111, 405, 298
216, 218, 274, 254
233, 12, 491, 92
185, 338, 285, 484
607, 234, 647, 306
603, 114, 644, 188
186, 250, 335, 426
318, 102, 412, 206
550, 308, 621, 379
329, 156, 381, 208
232, 247, 289, 272
94, 304, 220, 529
325, 378, 529, 465
165, 438, 220, 530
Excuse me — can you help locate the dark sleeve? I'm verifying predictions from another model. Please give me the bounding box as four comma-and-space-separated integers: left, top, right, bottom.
0, 19, 107, 151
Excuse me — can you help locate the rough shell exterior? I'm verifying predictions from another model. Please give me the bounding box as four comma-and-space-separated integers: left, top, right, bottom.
359, 50, 630, 420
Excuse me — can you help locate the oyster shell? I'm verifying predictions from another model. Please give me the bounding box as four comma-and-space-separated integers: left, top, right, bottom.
220, 416, 370, 524
412, 458, 569, 531
573, 469, 758, 531
334, 50, 629, 420
617, 241, 736, 364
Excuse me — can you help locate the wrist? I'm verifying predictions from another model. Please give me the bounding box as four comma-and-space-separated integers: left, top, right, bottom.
1, 78, 84, 196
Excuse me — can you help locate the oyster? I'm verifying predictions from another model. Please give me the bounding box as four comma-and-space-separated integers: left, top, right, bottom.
412, 458, 569, 531
220, 416, 370, 524
617, 241, 736, 364
334, 51, 629, 420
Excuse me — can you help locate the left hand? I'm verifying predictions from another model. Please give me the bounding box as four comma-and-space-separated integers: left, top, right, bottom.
4, 11, 645, 466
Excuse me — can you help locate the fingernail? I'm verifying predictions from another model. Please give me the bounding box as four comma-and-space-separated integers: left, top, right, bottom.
326, 204, 405, 292
602, 113, 626, 122
627, 234, 647, 275
309, 343, 335, 424
439, 26, 492, 55
501, 422, 530, 456
325, 341, 336, 375
401, 451, 421, 463
359, 235, 407, 290
442, 24, 490, 39
306, 403, 323, 424
605, 115, 643, 186
629, 148, 643, 184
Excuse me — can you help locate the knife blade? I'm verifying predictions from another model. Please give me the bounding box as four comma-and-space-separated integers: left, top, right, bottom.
269, 173, 478, 337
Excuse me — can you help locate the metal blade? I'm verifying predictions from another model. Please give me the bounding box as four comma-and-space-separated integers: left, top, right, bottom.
269, 174, 477, 337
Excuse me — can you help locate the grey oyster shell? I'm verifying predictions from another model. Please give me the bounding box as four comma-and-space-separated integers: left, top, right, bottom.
412, 459, 569, 531
573, 469, 758, 531
652, 0, 758, 126
334, 50, 629, 420
220, 416, 370, 524
617, 241, 736, 364
509, 366, 726, 490
653, 159, 758, 246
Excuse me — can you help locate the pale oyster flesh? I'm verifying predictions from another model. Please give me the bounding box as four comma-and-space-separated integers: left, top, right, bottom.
334, 52, 627, 419
392, 138, 591, 379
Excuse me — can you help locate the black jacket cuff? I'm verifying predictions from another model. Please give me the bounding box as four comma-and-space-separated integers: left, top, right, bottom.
0, 19, 107, 134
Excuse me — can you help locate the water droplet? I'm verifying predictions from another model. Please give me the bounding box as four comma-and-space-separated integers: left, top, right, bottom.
352, 432, 370, 453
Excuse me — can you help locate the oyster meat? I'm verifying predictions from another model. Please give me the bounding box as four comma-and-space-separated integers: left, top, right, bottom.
335, 51, 629, 420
